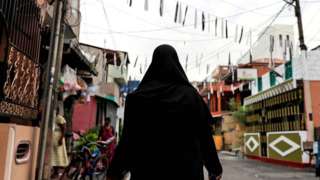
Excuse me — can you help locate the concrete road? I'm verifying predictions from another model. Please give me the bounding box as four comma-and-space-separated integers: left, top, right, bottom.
215, 153, 317, 180
57, 153, 317, 180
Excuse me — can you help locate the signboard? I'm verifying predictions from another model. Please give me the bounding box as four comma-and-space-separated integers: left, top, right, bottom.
267, 131, 308, 163
237, 68, 257, 81
244, 133, 261, 157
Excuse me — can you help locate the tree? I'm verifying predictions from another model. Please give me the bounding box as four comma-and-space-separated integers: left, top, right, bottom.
229, 98, 248, 125
228, 98, 249, 150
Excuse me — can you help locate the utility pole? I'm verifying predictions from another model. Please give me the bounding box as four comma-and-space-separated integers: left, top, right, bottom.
36, 0, 66, 179
292, 0, 308, 51
283, 0, 307, 50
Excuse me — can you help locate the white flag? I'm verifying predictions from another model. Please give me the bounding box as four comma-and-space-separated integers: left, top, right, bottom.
178, 2, 182, 23
234, 25, 238, 43
144, 0, 148, 11
194, 9, 197, 29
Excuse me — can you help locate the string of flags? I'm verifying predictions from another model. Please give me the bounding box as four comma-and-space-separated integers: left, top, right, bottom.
125, 0, 251, 45
125, 0, 300, 78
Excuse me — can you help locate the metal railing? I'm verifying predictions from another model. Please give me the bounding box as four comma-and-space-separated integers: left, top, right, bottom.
0, 0, 41, 62
0, 0, 41, 119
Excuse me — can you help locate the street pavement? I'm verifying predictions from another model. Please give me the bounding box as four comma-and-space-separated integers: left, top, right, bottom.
123, 153, 317, 180
55, 153, 317, 180
214, 153, 317, 180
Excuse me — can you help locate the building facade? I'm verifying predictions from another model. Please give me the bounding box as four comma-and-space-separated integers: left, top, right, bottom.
243, 49, 320, 167
71, 43, 129, 134
0, 1, 42, 179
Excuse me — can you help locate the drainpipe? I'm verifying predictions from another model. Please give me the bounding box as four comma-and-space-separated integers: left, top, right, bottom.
36, 0, 65, 179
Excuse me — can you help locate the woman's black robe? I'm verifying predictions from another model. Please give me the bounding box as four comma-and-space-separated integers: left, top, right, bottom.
108, 45, 222, 180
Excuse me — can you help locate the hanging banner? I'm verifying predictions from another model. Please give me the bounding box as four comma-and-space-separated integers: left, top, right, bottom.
237, 68, 258, 81
185, 54, 189, 72
140, 63, 143, 74
221, 18, 224, 38
183, 6, 188, 26
234, 25, 238, 43
202, 12, 205, 31
178, 2, 182, 23
215, 17, 218, 36
174, 2, 179, 23
279, 34, 283, 47
144, 0, 148, 11
134, 56, 138, 68
207, 14, 210, 32
113, 52, 117, 66
225, 20, 228, 39
194, 9, 198, 29
239, 26, 244, 43
160, 0, 164, 16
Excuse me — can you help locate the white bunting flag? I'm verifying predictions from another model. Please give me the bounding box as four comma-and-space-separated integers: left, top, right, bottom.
183, 6, 188, 26
178, 2, 183, 23
234, 25, 238, 43
160, 0, 164, 16
194, 9, 198, 29
144, 0, 148, 11
134, 56, 138, 68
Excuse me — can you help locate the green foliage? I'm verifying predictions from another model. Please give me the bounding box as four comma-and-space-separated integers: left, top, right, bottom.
229, 98, 249, 125
74, 127, 100, 153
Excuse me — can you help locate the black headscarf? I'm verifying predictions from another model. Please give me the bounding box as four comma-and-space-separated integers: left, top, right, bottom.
108, 44, 222, 180
134, 44, 190, 95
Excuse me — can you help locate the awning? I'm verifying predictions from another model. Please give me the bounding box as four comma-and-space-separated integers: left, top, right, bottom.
244, 79, 297, 106
95, 95, 119, 107
62, 41, 98, 76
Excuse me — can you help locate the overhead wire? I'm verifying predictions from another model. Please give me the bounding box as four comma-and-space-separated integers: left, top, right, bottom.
89, 0, 282, 37
82, 29, 234, 42
219, 0, 283, 17
84, 0, 292, 79
180, 5, 291, 71
97, 0, 215, 37
99, 0, 117, 48
237, 3, 289, 64
82, 1, 284, 43
186, 42, 235, 71
225, 1, 284, 18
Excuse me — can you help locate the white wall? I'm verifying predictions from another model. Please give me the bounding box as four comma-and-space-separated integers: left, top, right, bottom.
238, 25, 295, 64
293, 51, 320, 80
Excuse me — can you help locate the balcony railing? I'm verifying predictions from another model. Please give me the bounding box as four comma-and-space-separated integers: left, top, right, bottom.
0, 0, 41, 120
108, 65, 128, 85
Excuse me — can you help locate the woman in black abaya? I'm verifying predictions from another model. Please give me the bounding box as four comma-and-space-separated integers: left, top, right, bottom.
108, 45, 222, 180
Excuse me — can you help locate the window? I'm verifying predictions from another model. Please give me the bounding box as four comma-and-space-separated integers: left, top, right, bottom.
285, 61, 292, 80
270, 71, 276, 87
258, 77, 262, 92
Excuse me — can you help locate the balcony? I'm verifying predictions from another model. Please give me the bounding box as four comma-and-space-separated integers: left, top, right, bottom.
95, 82, 120, 105
108, 65, 128, 85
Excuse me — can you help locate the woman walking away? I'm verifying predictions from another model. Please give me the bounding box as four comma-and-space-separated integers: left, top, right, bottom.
51, 113, 69, 178
107, 44, 222, 180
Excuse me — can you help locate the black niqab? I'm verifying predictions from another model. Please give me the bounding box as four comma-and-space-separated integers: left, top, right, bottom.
108, 45, 222, 180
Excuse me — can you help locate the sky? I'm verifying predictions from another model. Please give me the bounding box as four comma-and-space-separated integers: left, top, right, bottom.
79, 0, 320, 81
